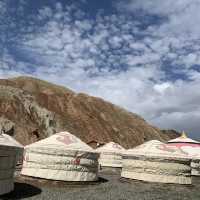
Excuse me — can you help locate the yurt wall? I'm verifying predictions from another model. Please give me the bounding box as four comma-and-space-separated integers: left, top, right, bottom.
121, 140, 192, 184
121, 154, 191, 184
191, 159, 200, 176
0, 134, 23, 195
96, 142, 125, 168
167, 132, 200, 176
21, 132, 99, 182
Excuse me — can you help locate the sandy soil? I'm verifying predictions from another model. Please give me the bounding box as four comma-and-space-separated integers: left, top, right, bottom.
1, 172, 200, 200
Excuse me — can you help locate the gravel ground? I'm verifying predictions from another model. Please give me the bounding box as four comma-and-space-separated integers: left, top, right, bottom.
1, 172, 200, 200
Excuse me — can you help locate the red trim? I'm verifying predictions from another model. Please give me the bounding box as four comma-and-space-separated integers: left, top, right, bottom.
167, 143, 200, 148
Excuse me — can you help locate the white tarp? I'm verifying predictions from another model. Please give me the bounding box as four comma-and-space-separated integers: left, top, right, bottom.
167, 133, 200, 176
121, 140, 192, 184
96, 142, 125, 168
0, 134, 24, 195
21, 131, 99, 181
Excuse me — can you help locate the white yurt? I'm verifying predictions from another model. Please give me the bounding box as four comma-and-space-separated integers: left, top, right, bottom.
21, 131, 99, 181
0, 133, 24, 195
121, 140, 192, 184
191, 158, 200, 176
96, 142, 125, 168
167, 132, 200, 176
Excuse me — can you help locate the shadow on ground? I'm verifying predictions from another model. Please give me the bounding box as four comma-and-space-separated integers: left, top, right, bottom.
97, 177, 108, 183
0, 182, 42, 200
15, 175, 108, 189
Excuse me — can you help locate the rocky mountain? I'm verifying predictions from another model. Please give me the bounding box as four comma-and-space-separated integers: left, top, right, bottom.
0, 76, 179, 148
161, 129, 181, 140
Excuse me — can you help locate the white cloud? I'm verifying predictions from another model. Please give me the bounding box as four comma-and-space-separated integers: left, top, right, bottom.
118, 0, 193, 15
1, 1, 200, 138
154, 82, 172, 94
119, 0, 200, 38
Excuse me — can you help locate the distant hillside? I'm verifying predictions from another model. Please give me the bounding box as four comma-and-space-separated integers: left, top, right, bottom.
161, 129, 180, 140
0, 76, 179, 148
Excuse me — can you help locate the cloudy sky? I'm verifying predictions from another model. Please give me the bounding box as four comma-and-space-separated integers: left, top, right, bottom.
0, 0, 200, 139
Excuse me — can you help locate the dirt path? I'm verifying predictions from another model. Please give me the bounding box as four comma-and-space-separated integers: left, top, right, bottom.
1, 173, 200, 200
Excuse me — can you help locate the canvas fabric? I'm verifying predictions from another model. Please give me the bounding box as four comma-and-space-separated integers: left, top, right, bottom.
96, 142, 125, 168
0, 134, 23, 155
96, 142, 125, 153
191, 159, 200, 176
121, 156, 191, 184
121, 140, 192, 184
21, 132, 99, 181
167, 136, 200, 176
25, 132, 94, 152
126, 140, 189, 158
98, 153, 123, 168
168, 136, 200, 144
0, 134, 23, 195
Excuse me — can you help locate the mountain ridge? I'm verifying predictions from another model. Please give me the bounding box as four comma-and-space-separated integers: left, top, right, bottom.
0, 76, 179, 148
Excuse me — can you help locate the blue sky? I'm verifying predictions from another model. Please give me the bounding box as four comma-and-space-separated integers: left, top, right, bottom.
1, 0, 200, 139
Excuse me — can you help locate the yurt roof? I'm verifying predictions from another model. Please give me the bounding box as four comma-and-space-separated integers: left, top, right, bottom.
126, 140, 188, 158
96, 142, 125, 153
26, 131, 93, 152
168, 132, 200, 144
167, 132, 200, 158
0, 133, 23, 150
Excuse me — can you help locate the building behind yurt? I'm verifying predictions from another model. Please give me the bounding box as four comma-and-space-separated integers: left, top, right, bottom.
167, 132, 200, 176
121, 140, 192, 184
96, 142, 125, 169
0, 133, 24, 195
21, 131, 99, 182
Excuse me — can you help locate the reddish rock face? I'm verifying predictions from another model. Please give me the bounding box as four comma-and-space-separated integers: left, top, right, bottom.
0, 76, 179, 148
